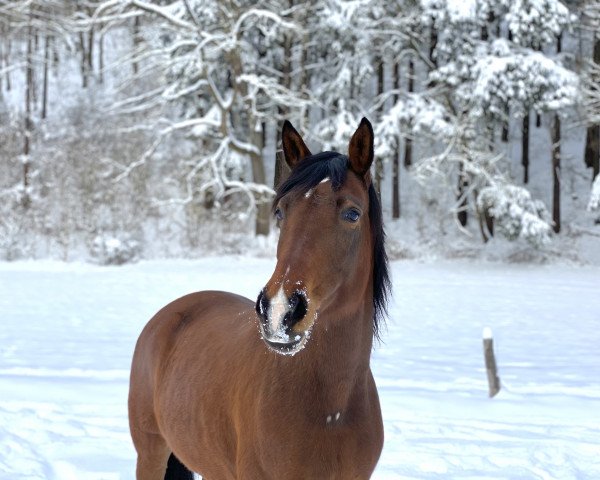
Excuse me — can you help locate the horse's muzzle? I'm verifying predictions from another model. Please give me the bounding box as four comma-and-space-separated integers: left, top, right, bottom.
255, 288, 309, 355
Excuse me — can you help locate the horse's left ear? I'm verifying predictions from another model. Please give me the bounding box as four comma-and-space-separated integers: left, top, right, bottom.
282, 120, 312, 170
348, 117, 374, 182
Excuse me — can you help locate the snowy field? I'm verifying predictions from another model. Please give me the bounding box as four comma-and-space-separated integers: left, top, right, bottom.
1, 257, 599, 479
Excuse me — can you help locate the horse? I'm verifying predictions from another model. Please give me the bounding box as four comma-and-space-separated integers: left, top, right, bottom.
128, 117, 390, 480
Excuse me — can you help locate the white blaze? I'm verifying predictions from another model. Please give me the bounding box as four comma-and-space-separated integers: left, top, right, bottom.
268, 285, 289, 339
304, 177, 330, 199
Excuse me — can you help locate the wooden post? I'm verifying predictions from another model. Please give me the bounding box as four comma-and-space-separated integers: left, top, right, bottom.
483, 327, 501, 398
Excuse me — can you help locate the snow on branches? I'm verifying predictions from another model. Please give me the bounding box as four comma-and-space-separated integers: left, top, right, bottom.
506, 0, 572, 47
371, 0, 576, 245
91, 0, 305, 235
375, 94, 454, 160
467, 39, 578, 119
478, 184, 552, 245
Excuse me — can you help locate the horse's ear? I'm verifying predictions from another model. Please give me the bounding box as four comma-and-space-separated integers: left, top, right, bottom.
348, 117, 374, 182
282, 120, 312, 169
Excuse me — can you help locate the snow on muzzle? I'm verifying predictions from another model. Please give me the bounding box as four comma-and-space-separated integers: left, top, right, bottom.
255, 286, 312, 355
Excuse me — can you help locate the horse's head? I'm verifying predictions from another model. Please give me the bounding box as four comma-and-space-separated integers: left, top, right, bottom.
256, 118, 388, 356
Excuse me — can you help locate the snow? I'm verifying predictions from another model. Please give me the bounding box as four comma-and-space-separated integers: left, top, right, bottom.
588, 174, 600, 211
482, 326, 493, 339
1, 257, 599, 479
420, 0, 479, 23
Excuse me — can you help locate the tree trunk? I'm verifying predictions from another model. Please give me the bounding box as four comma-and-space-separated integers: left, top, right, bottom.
476, 193, 491, 241
23, 20, 34, 209
552, 34, 562, 233
501, 105, 509, 142
392, 61, 400, 219
132, 15, 141, 75
457, 163, 468, 226
0, 40, 3, 94
481, 10, 497, 42
404, 137, 413, 169
227, 42, 270, 237
99, 32, 105, 84
522, 113, 530, 184
252, 121, 270, 236
41, 35, 50, 120
5, 38, 12, 91
552, 115, 561, 233
374, 58, 384, 198
584, 36, 600, 181
52, 37, 59, 71
31, 32, 38, 107
87, 26, 94, 77
429, 27, 438, 68
485, 209, 494, 237
79, 31, 88, 88
585, 125, 600, 180
300, 36, 309, 127
275, 4, 293, 187
404, 57, 414, 168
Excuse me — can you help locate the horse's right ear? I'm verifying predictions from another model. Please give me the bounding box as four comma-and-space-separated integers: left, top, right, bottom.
348, 117, 374, 182
282, 121, 312, 170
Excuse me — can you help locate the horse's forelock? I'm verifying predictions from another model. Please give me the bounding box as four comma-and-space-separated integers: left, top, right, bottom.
273, 152, 349, 208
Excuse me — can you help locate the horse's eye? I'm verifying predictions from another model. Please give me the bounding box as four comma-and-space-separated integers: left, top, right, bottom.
343, 208, 361, 223
274, 207, 284, 222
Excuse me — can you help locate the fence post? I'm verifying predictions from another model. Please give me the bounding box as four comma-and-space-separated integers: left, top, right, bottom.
483, 327, 501, 398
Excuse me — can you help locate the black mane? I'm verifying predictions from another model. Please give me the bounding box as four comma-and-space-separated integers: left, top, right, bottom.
273, 151, 391, 340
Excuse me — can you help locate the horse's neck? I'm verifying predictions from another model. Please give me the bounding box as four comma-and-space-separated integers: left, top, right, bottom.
281, 308, 375, 421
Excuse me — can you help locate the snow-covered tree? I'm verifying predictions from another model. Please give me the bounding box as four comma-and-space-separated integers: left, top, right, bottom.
92, 0, 307, 236
0, 0, 75, 208
1, 0, 596, 260
374, 0, 577, 244
583, 0, 600, 213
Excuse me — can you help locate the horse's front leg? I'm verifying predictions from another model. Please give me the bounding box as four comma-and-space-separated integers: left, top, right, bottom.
131, 429, 171, 480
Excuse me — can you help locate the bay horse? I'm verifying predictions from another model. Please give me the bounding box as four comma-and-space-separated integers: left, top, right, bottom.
128, 117, 390, 480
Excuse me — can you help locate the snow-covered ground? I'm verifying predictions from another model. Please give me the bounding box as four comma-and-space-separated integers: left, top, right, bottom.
1, 258, 599, 479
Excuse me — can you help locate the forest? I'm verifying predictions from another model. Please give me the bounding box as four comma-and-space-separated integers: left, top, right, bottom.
1, 0, 599, 263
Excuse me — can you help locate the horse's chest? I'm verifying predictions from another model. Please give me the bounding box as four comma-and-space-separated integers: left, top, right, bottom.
251, 416, 382, 480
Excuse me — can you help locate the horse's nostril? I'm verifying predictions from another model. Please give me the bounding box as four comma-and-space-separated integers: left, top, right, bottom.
256, 289, 269, 321
286, 291, 308, 328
